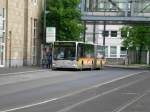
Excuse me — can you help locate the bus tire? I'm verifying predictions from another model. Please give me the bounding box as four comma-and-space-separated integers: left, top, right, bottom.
80, 61, 84, 71
52, 67, 56, 71
91, 61, 94, 71
100, 60, 103, 70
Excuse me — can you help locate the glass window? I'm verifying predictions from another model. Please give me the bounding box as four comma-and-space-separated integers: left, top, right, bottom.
0, 45, 4, 65
111, 31, 117, 37
33, 19, 37, 38
121, 31, 127, 37
54, 42, 76, 60
110, 46, 117, 57
97, 1, 105, 10
102, 31, 109, 37
32, 0, 37, 5
54, 47, 76, 60
32, 19, 38, 65
120, 47, 127, 57
96, 45, 103, 58
77, 43, 94, 58
0, 37, 3, 43
3, 8, 4, 18
105, 46, 108, 58
85, 33, 93, 43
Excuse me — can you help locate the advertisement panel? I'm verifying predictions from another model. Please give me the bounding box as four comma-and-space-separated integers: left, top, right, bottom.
46, 27, 56, 43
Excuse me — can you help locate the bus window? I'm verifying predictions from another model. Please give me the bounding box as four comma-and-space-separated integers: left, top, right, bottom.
77, 43, 84, 58
84, 44, 94, 58
77, 43, 94, 58
54, 42, 76, 60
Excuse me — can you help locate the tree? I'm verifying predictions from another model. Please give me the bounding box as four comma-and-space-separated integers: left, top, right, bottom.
121, 25, 150, 64
45, 0, 84, 41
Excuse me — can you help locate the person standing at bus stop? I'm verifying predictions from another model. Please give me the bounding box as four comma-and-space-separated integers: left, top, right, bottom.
47, 49, 52, 69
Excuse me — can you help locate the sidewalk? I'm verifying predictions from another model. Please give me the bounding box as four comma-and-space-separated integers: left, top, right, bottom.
0, 66, 47, 75
105, 64, 150, 70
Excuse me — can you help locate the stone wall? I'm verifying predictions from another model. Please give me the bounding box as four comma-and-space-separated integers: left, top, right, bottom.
106, 58, 126, 65
0, 0, 43, 67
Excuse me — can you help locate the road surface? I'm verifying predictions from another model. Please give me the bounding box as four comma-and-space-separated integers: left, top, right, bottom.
0, 68, 149, 112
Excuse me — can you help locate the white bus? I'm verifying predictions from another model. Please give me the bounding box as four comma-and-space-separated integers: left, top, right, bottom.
52, 41, 106, 70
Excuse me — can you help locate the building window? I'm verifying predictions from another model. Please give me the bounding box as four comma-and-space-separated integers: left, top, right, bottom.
105, 46, 108, 58
96, 45, 103, 58
0, 8, 4, 42
110, 46, 117, 57
121, 31, 127, 37
102, 31, 109, 37
32, 19, 38, 65
120, 47, 127, 58
111, 31, 117, 37
32, 0, 37, 5
0, 8, 5, 66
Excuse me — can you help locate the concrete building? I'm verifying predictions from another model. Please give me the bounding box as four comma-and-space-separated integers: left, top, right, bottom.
86, 24, 127, 64
0, 0, 43, 67
81, 0, 150, 64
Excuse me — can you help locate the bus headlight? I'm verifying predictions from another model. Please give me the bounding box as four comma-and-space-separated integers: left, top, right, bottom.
72, 64, 77, 67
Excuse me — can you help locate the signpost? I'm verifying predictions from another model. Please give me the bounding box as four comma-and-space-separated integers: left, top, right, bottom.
46, 27, 56, 43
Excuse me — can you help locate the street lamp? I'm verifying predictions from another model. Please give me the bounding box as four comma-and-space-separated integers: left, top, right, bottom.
126, 47, 129, 65
43, 0, 50, 44
43, 0, 46, 43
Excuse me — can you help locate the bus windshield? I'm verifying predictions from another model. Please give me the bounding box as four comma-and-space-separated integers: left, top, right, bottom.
53, 42, 76, 60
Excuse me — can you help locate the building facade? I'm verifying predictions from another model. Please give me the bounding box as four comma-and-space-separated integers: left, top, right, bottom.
86, 24, 127, 64
81, 0, 150, 64
0, 0, 44, 67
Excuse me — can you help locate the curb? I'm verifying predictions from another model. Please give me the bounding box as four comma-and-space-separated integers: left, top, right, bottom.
104, 65, 150, 70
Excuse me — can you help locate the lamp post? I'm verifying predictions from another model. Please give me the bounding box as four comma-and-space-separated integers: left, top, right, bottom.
126, 47, 129, 65
43, 0, 50, 44
9, 31, 12, 68
43, 0, 46, 44
103, 21, 106, 58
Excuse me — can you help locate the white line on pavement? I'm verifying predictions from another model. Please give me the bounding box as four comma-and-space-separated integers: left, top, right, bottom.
112, 90, 150, 112
0, 71, 147, 112
0, 70, 47, 76
57, 77, 146, 112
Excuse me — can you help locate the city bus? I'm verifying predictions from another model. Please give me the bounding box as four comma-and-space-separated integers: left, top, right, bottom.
52, 41, 106, 70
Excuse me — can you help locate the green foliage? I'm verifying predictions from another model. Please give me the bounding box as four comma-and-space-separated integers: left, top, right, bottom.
121, 25, 150, 50
45, 0, 84, 41
121, 25, 150, 64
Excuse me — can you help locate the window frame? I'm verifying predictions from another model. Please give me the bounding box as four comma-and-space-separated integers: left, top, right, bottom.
111, 31, 118, 37
110, 46, 117, 58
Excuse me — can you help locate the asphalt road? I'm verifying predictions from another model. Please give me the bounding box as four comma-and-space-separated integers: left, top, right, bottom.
0, 68, 149, 112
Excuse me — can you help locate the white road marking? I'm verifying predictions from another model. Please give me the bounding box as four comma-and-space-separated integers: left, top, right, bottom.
113, 90, 150, 112
0, 98, 58, 112
122, 92, 137, 95
0, 70, 47, 76
57, 77, 147, 112
0, 71, 147, 112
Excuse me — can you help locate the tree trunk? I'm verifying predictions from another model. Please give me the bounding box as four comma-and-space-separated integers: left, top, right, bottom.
138, 45, 143, 64
149, 50, 150, 65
